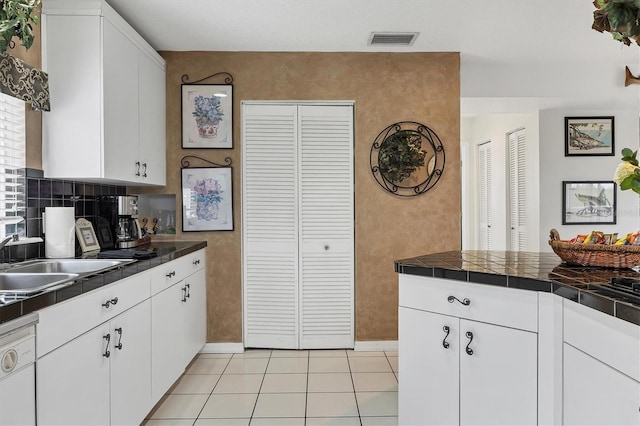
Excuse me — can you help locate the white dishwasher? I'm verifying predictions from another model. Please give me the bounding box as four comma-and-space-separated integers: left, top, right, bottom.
0, 313, 37, 426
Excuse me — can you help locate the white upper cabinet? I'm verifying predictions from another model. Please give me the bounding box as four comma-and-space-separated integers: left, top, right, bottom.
42, 0, 166, 186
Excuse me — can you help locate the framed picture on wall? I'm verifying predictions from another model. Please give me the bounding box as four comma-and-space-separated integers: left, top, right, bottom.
181, 167, 234, 231
562, 181, 616, 225
181, 84, 233, 149
565, 116, 614, 156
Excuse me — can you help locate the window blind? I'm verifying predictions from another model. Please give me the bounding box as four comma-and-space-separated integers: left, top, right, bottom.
0, 93, 26, 238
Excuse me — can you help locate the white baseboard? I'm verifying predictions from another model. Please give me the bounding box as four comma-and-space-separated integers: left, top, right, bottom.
200, 342, 245, 354
199, 341, 398, 353
354, 340, 398, 352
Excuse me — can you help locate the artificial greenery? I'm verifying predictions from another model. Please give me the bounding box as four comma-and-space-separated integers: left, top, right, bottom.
592, 0, 640, 46
378, 130, 426, 183
0, 0, 41, 53
613, 148, 640, 194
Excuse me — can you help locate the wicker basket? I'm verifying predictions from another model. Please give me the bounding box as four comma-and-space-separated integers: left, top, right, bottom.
549, 229, 640, 268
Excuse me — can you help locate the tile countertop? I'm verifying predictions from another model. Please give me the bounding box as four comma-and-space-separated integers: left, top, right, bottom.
0, 240, 207, 326
395, 250, 640, 327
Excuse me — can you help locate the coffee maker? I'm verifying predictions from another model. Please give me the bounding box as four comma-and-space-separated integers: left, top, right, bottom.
97, 195, 150, 249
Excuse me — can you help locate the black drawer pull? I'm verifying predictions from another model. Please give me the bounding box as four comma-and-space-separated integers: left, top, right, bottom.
114, 327, 123, 350
465, 331, 474, 356
442, 325, 451, 349
103, 334, 111, 358
166, 271, 176, 278
102, 297, 118, 308
448, 296, 470, 306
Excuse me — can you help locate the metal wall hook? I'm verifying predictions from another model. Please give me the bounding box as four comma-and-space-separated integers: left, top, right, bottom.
181, 72, 234, 85
181, 155, 232, 168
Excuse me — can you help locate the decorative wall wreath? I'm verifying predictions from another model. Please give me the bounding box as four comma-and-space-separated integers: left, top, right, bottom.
370, 121, 445, 197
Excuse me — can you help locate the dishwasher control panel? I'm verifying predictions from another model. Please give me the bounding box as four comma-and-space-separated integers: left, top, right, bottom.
0, 326, 35, 379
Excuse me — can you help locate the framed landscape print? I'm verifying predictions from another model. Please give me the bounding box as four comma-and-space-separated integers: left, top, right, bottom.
562, 181, 616, 225
181, 84, 233, 149
565, 116, 614, 156
181, 167, 234, 231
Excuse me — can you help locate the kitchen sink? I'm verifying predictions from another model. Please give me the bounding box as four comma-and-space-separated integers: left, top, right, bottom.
7, 259, 136, 275
0, 273, 79, 294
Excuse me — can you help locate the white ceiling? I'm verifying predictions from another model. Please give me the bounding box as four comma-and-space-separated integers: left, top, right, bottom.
105, 0, 640, 112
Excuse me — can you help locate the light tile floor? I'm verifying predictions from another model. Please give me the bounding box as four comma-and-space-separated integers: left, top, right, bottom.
143, 349, 398, 426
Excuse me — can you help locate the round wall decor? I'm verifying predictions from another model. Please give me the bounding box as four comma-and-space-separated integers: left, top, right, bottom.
370, 121, 445, 197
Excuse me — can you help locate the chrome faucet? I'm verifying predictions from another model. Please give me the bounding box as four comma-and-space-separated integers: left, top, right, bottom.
0, 235, 17, 250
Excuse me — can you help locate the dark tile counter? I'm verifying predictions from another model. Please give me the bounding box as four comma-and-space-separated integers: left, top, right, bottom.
0, 240, 207, 325
395, 251, 640, 326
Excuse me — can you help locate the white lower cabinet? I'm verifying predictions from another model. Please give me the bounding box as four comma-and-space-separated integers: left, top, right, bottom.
151, 266, 207, 401
37, 299, 151, 426
36, 249, 207, 425
564, 343, 640, 425
563, 299, 640, 425
398, 274, 539, 426
399, 307, 537, 426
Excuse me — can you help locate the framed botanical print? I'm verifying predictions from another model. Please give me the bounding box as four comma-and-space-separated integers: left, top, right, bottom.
181, 167, 234, 231
181, 84, 233, 149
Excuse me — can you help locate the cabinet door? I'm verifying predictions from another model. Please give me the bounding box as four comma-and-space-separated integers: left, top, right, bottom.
37, 323, 111, 426
184, 268, 207, 364
138, 50, 166, 186
564, 343, 640, 425
110, 300, 152, 426
151, 282, 186, 402
459, 319, 537, 426
0, 366, 35, 426
103, 17, 139, 182
398, 307, 458, 426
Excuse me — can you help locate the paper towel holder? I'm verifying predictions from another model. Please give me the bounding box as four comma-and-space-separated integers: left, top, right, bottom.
76, 218, 101, 253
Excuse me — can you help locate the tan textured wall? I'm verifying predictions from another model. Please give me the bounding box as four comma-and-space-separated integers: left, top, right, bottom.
140, 51, 462, 343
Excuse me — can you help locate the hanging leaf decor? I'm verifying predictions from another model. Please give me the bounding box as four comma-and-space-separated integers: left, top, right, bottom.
0, 0, 41, 53
378, 130, 427, 184
592, 0, 640, 46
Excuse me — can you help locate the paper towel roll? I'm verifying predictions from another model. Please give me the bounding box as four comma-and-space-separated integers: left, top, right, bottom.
44, 207, 75, 258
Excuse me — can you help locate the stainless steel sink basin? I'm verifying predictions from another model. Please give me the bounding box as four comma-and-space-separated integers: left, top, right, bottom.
0, 273, 79, 294
7, 259, 135, 275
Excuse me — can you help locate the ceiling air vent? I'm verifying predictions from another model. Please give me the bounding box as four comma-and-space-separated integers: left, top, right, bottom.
368, 32, 419, 46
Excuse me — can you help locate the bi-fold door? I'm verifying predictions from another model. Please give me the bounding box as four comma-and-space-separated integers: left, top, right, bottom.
242, 102, 354, 349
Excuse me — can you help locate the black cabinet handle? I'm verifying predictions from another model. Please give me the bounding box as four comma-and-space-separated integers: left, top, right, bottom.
102, 297, 118, 308
142, 163, 147, 178
114, 327, 123, 350
182, 286, 188, 303
185, 283, 191, 299
465, 331, 474, 355
166, 271, 176, 278
193, 259, 200, 266
448, 296, 470, 306
442, 325, 451, 349
135, 161, 141, 177
103, 333, 111, 358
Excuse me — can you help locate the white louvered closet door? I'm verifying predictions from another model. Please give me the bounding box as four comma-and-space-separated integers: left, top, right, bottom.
508, 129, 527, 251
298, 105, 354, 348
478, 142, 493, 250
243, 102, 354, 349
243, 104, 299, 349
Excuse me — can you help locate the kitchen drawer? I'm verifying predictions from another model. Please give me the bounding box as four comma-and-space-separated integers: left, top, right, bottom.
564, 299, 640, 382
399, 274, 538, 332
149, 249, 205, 296
37, 271, 150, 357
